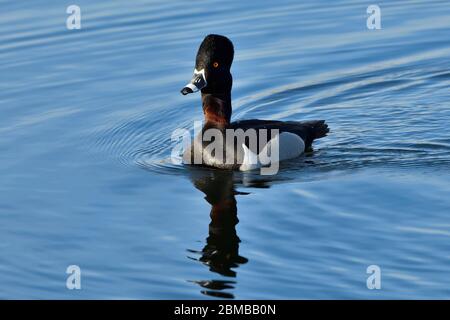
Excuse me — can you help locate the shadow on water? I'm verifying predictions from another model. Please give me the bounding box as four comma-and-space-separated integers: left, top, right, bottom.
185, 167, 279, 299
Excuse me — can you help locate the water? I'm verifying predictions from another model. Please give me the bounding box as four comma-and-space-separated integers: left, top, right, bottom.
1, 0, 450, 299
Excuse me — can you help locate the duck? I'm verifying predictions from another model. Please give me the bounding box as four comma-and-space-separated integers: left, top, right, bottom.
181, 34, 328, 173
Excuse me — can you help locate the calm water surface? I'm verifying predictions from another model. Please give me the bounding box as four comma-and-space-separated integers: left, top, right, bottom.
1, 0, 450, 299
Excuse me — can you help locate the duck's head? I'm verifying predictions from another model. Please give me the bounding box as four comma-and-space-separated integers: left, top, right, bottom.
181, 34, 234, 96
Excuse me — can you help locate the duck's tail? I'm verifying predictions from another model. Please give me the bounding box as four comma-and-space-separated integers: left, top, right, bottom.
311, 120, 329, 140
299, 120, 329, 149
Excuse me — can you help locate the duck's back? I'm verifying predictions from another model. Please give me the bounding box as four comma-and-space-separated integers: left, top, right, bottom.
229, 119, 328, 150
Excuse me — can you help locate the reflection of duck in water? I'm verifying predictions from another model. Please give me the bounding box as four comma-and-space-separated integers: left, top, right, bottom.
187, 169, 250, 299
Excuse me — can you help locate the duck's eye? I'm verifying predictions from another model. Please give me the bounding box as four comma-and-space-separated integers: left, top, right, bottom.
213, 62, 219, 68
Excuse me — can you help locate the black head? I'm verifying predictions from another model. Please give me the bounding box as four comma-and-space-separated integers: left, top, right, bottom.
181, 34, 234, 95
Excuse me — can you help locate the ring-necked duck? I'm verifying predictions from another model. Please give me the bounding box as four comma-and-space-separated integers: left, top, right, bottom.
181, 34, 328, 172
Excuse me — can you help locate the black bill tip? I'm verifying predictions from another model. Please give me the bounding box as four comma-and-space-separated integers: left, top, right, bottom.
180, 87, 194, 95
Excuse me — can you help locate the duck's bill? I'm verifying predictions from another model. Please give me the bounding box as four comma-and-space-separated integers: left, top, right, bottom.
181, 69, 206, 95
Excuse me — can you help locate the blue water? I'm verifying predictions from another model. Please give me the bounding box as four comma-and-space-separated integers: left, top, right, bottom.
1, 0, 450, 299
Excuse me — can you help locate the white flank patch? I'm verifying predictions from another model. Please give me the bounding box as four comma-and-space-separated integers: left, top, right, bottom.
240, 132, 305, 171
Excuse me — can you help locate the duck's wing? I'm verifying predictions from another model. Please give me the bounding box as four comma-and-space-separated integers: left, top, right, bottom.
228, 119, 329, 150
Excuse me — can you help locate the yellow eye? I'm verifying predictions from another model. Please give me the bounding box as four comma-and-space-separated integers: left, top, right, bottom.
213, 62, 219, 68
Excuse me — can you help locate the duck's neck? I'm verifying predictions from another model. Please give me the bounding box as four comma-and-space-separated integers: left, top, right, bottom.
201, 92, 232, 127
